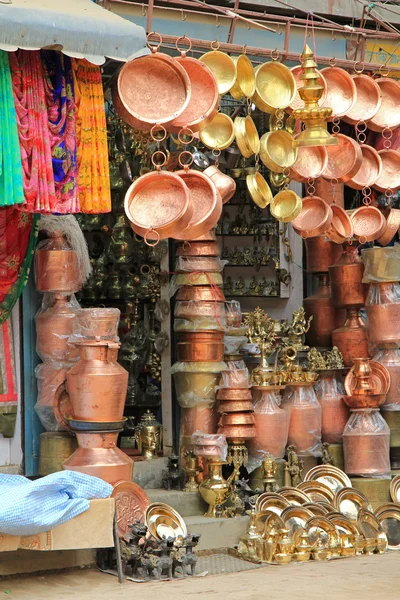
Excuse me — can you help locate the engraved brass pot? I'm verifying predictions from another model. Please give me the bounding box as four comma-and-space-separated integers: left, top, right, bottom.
246, 172, 273, 209
230, 54, 256, 99
199, 112, 235, 150
270, 190, 302, 223
234, 116, 260, 158
199, 50, 237, 96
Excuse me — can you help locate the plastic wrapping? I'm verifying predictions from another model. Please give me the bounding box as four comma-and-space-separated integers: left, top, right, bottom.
35, 236, 80, 293
343, 409, 391, 478
282, 384, 322, 457
172, 361, 226, 408
362, 246, 400, 283
225, 300, 242, 327
365, 283, 400, 346
175, 257, 228, 273
314, 375, 349, 443
174, 317, 226, 332
366, 282, 400, 305
191, 431, 228, 461
70, 307, 120, 341
373, 347, 400, 411
248, 389, 290, 471
218, 367, 250, 389
169, 273, 223, 298
34, 362, 69, 431
224, 335, 248, 355
35, 294, 80, 363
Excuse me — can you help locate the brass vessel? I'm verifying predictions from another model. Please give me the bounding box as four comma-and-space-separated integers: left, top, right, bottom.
198, 458, 235, 517
39, 432, 78, 476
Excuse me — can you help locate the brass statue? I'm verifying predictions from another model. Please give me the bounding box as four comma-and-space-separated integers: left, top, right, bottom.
134, 410, 162, 459
262, 454, 278, 492
325, 346, 345, 370
307, 347, 327, 371
245, 307, 278, 386
281, 307, 313, 351
284, 445, 304, 487
321, 442, 334, 465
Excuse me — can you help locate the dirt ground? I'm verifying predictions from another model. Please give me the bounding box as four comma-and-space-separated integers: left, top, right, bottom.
1, 552, 399, 600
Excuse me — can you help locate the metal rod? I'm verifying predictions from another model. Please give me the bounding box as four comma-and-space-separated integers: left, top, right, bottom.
113, 513, 124, 584
146, 0, 154, 33
227, 0, 240, 44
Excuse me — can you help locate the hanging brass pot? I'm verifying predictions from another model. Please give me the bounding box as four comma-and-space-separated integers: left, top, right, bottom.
234, 116, 260, 158
259, 130, 298, 173
199, 45, 237, 95
270, 189, 302, 223
253, 61, 297, 113
230, 54, 256, 99
246, 172, 273, 209
199, 112, 235, 150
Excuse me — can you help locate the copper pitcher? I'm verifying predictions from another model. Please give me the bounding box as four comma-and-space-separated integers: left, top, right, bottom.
35, 232, 80, 293
332, 308, 369, 367
329, 242, 367, 308
54, 341, 128, 425
35, 295, 79, 363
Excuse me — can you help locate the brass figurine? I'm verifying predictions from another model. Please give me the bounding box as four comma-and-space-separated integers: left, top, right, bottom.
321, 442, 334, 465
284, 445, 304, 487
262, 454, 278, 492
134, 410, 162, 459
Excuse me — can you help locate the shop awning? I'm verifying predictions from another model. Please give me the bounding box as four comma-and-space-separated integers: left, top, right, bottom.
0, 0, 148, 65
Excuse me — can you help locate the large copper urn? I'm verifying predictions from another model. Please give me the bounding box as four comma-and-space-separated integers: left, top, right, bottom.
35, 232, 80, 293
329, 242, 367, 308
315, 372, 349, 443
332, 309, 369, 367
304, 274, 344, 348
305, 236, 342, 274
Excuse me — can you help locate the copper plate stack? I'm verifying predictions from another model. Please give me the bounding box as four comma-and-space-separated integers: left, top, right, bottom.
216, 369, 256, 446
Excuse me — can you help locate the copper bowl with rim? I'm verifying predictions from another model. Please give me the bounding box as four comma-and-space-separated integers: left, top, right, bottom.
216, 388, 253, 400
377, 208, 400, 246
292, 196, 333, 238
176, 241, 220, 257
287, 65, 327, 114
246, 172, 273, 209
323, 134, 362, 183
253, 61, 296, 113
174, 300, 225, 320
204, 166, 236, 204
290, 143, 328, 183
176, 331, 224, 362
373, 149, 400, 193
343, 74, 382, 126
176, 285, 225, 302
219, 413, 255, 426
270, 190, 302, 223
199, 112, 235, 150
347, 145, 382, 191
325, 204, 353, 244
350, 206, 386, 243
218, 399, 254, 413
343, 394, 386, 409
230, 54, 256, 100
217, 424, 257, 441
259, 130, 298, 173
320, 66, 357, 119
234, 115, 260, 158
368, 78, 400, 132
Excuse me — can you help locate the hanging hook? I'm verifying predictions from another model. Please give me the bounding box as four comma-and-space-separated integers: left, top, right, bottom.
141, 3, 147, 16
215, 15, 221, 28
181, 9, 186, 21
331, 29, 337, 41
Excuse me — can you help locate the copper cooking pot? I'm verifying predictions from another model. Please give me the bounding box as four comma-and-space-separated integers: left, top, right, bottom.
320, 67, 357, 119
366, 283, 400, 346
204, 166, 236, 205
332, 309, 369, 367
290, 144, 328, 183
325, 204, 353, 244
62, 431, 133, 485
174, 169, 222, 241
304, 274, 344, 348
116, 50, 191, 128
176, 241, 220, 257
315, 178, 344, 207
346, 145, 382, 191
124, 170, 193, 242
368, 78, 400, 132
287, 65, 327, 114
377, 208, 400, 246
174, 300, 225, 320
74, 308, 120, 341
218, 413, 255, 426
305, 236, 342, 274
292, 196, 333, 239
350, 206, 386, 243
374, 149, 400, 193
54, 341, 128, 426
329, 242, 367, 308
111, 78, 149, 131
216, 388, 253, 401
176, 331, 224, 362
343, 74, 382, 126
35, 295, 78, 363
323, 134, 362, 183
35, 233, 80, 293
176, 285, 225, 302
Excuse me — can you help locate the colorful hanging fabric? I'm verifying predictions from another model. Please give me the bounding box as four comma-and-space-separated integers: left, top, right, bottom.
0, 318, 18, 438
0, 207, 39, 324
0, 51, 24, 208
9, 51, 56, 213
72, 59, 111, 214
42, 51, 79, 214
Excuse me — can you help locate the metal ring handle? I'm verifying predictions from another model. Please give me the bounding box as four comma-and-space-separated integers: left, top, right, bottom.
147, 31, 162, 52
150, 124, 167, 143
151, 150, 167, 169
270, 48, 279, 61
176, 35, 192, 54
354, 61, 364, 74
178, 127, 195, 146
211, 40, 220, 50
178, 150, 194, 169
144, 228, 161, 247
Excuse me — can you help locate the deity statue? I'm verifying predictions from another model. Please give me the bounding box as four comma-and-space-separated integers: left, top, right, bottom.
134, 410, 162, 459
325, 346, 345, 370
321, 442, 334, 465
281, 307, 313, 351
262, 454, 278, 492
244, 307, 279, 385
285, 445, 303, 487
307, 347, 327, 371
233, 276, 245, 296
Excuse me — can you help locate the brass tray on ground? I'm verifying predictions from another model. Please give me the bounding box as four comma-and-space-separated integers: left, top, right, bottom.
303, 465, 351, 493
375, 508, 400, 550
303, 502, 331, 517
358, 508, 388, 551
281, 506, 314, 542
257, 496, 291, 516
305, 516, 338, 545
390, 474, 400, 503
334, 487, 372, 522
145, 502, 187, 541
254, 510, 285, 536
327, 512, 360, 536
375, 503, 399, 518
297, 480, 335, 503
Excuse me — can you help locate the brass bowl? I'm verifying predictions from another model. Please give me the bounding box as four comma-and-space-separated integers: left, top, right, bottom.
274, 553, 292, 565
270, 190, 302, 223
350, 206, 386, 243
320, 66, 357, 119
246, 172, 273, 209
199, 112, 235, 150
374, 149, 400, 193
199, 50, 237, 96
253, 62, 297, 113
234, 116, 260, 158
288, 65, 327, 114
343, 394, 386, 409
260, 130, 298, 173
290, 143, 328, 183
377, 208, 400, 246
325, 204, 353, 244
368, 78, 400, 132
292, 196, 332, 238
343, 74, 382, 125
347, 145, 382, 191
230, 54, 256, 99
145, 503, 187, 541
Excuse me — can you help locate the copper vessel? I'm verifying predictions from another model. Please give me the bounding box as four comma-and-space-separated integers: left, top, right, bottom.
74, 308, 120, 341
320, 66, 357, 118
35, 233, 80, 293
248, 390, 290, 459
174, 300, 225, 320
54, 341, 128, 424
217, 424, 256, 442
35, 295, 78, 363
204, 165, 236, 205
325, 204, 353, 244
366, 283, 400, 346
216, 388, 253, 400
174, 272, 223, 287
290, 144, 328, 183
292, 196, 332, 239
374, 149, 400, 193
343, 410, 390, 476
377, 208, 400, 247
315, 178, 344, 207
344, 358, 390, 396
220, 369, 249, 388
351, 205, 386, 244
323, 134, 362, 183
218, 399, 254, 413
305, 236, 342, 274
304, 274, 342, 348
63, 431, 133, 485
176, 285, 225, 302
112, 78, 147, 130
192, 230, 217, 242
174, 169, 222, 241
368, 78, 400, 132
175, 256, 222, 273
316, 373, 349, 444
374, 347, 400, 410
176, 241, 219, 257
329, 243, 366, 308
180, 406, 218, 437
332, 309, 369, 367
343, 74, 382, 125
343, 394, 386, 409
347, 145, 382, 191
176, 331, 224, 362
285, 385, 322, 454
219, 413, 255, 426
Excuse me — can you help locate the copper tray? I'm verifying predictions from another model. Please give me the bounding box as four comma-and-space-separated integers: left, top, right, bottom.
287, 65, 327, 114
344, 360, 390, 396
320, 66, 357, 119
368, 78, 400, 132
343, 74, 382, 125
290, 143, 328, 183
350, 205, 386, 243
117, 53, 191, 127
347, 145, 382, 190
292, 196, 332, 238
112, 481, 151, 538
374, 149, 400, 193
323, 134, 362, 183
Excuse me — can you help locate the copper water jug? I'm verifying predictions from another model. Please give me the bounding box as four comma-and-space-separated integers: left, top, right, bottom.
332, 308, 369, 367
57, 341, 128, 422
305, 236, 342, 274
329, 242, 367, 308
62, 431, 133, 485
304, 274, 344, 348
366, 283, 400, 346
35, 295, 79, 363
315, 373, 349, 443
35, 232, 80, 293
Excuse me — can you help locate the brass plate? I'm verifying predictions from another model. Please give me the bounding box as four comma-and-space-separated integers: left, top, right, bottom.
281, 506, 314, 540
112, 481, 150, 538
254, 510, 285, 535
375, 508, 400, 550
375, 503, 400, 518
334, 487, 372, 522
358, 508, 388, 551
297, 481, 335, 503
255, 492, 284, 511
319, 501, 336, 514
327, 512, 360, 536
257, 496, 291, 516
279, 487, 311, 506
303, 502, 330, 517
305, 516, 338, 545
303, 465, 351, 493
145, 502, 187, 541
390, 474, 400, 503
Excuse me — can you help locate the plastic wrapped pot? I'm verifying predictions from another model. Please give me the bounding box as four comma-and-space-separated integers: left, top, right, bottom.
343, 409, 390, 478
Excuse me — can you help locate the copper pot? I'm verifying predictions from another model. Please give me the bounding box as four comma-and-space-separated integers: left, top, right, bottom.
176, 331, 224, 362
176, 285, 225, 302
180, 406, 218, 437
343, 394, 386, 409
216, 388, 253, 400
377, 208, 400, 247
305, 236, 342, 274
175, 256, 222, 273
192, 230, 217, 242
320, 67, 357, 119
74, 308, 120, 341
368, 78, 400, 133
315, 178, 344, 207
316, 373, 349, 443
218, 413, 255, 426
217, 424, 256, 442
35, 233, 80, 293
366, 283, 400, 346
325, 204, 353, 244
374, 347, 400, 410
218, 399, 254, 413
286, 398, 322, 454
63, 431, 133, 485
351, 205, 386, 244
54, 341, 128, 425
323, 134, 362, 183
329, 242, 366, 308
176, 241, 220, 257
332, 308, 369, 367
343, 74, 382, 126
292, 196, 333, 239
304, 274, 343, 348
374, 149, 400, 194
203, 165, 236, 204
346, 145, 382, 190
290, 142, 328, 184
35, 295, 78, 363
175, 300, 225, 320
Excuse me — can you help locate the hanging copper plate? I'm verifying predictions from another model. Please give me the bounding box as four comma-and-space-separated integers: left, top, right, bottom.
334, 487, 372, 522
253, 62, 297, 113
346, 145, 382, 190
259, 130, 298, 173
234, 116, 260, 158
343, 74, 382, 125
320, 67, 357, 119
204, 166, 236, 205
303, 465, 351, 492
199, 112, 235, 150
297, 481, 335, 503
270, 190, 302, 223
350, 205, 386, 243
199, 50, 237, 95
292, 196, 333, 238
230, 54, 256, 100
377, 208, 400, 246
287, 65, 327, 114
323, 134, 362, 183
290, 143, 328, 183
117, 53, 191, 127
325, 204, 353, 244
368, 78, 400, 132
246, 172, 273, 209
124, 171, 193, 241
112, 480, 151, 538
169, 55, 219, 133
374, 149, 400, 193
173, 169, 222, 241
344, 360, 390, 396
